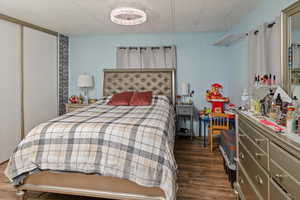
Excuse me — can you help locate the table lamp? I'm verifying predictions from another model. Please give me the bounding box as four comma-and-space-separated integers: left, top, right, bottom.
180, 81, 189, 103
77, 74, 93, 104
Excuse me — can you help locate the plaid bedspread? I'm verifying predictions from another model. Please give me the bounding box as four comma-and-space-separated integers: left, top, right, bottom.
5, 95, 177, 200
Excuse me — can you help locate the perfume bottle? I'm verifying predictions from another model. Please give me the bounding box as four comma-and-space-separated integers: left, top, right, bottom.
286, 106, 296, 133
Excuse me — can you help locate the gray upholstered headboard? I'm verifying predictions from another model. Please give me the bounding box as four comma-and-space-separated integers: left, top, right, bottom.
102, 68, 176, 104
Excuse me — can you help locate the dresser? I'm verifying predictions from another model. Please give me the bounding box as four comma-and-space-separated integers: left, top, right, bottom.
65, 103, 90, 113
235, 111, 300, 200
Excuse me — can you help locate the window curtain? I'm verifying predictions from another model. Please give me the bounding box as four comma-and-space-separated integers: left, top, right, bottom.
248, 17, 281, 93
116, 46, 176, 68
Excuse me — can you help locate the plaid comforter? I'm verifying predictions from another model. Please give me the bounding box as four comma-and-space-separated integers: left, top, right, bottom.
5, 95, 177, 200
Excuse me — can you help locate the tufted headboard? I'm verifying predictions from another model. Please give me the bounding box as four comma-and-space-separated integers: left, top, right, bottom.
102, 68, 176, 104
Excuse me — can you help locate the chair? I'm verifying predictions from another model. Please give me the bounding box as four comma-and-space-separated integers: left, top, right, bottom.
208, 113, 230, 152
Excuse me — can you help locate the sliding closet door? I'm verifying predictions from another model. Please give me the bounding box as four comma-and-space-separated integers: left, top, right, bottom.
0, 20, 22, 163
23, 27, 58, 135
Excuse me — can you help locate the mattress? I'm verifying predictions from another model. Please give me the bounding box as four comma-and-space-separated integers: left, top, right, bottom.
5, 95, 177, 200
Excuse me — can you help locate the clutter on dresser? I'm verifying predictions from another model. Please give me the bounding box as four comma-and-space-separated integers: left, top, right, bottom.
241, 89, 250, 110
253, 73, 277, 88
245, 85, 300, 140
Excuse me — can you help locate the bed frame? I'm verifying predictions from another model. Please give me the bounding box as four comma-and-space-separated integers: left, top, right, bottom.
16, 68, 176, 200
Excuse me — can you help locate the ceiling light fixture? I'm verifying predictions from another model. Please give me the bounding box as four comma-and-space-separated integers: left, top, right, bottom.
111, 7, 147, 26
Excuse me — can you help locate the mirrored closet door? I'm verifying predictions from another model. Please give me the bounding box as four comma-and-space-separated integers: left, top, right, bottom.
23, 27, 58, 134
0, 20, 59, 163
0, 19, 22, 163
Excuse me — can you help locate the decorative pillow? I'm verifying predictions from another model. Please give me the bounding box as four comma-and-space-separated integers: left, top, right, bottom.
129, 91, 153, 106
107, 91, 134, 106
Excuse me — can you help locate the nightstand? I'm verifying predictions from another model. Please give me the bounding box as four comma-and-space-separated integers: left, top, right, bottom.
65, 103, 90, 113
176, 103, 194, 139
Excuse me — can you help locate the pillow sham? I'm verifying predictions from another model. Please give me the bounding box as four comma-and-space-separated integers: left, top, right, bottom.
107, 91, 134, 106
129, 91, 153, 106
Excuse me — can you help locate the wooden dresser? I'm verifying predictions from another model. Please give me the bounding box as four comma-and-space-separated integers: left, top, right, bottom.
235, 111, 300, 200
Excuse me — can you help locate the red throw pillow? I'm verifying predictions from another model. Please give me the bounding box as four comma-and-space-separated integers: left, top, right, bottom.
107, 91, 134, 106
129, 91, 153, 106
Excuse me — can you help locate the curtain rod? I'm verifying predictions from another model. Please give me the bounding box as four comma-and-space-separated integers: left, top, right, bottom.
292, 43, 300, 47
246, 22, 276, 36
118, 46, 173, 50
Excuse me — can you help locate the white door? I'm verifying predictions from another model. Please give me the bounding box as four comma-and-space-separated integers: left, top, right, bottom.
0, 20, 22, 163
23, 27, 58, 135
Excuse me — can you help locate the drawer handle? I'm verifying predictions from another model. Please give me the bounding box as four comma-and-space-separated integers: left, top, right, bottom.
255, 153, 265, 158
255, 138, 266, 143
239, 153, 245, 160
255, 175, 263, 185
233, 189, 239, 195
275, 173, 287, 181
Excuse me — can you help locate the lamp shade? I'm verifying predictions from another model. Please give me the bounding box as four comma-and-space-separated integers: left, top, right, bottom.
180, 81, 189, 95
77, 74, 93, 88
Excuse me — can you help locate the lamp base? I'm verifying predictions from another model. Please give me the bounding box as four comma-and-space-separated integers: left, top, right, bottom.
83, 95, 89, 104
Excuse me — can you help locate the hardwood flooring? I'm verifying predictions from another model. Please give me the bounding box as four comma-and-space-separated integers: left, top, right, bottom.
0, 138, 235, 200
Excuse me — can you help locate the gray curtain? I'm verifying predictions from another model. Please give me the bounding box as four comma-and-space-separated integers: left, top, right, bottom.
248, 16, 281, 93
116, 46, 176, 68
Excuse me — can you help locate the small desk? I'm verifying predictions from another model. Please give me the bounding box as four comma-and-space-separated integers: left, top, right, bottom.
199, 113, 235, 147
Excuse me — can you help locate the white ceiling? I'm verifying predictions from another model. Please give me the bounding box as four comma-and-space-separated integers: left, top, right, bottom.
0, 0, 262, 36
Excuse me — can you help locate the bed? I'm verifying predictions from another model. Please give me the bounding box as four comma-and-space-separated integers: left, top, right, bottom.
5, 68, 177, 200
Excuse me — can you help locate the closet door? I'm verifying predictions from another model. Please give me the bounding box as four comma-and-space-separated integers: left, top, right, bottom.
0, 20, 22, 163
23, 27, 58, 135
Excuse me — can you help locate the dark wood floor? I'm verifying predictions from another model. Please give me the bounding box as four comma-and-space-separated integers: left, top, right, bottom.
0, 138, 235, 200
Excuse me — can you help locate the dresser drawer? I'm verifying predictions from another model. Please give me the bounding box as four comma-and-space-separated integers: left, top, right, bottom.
270, 159, 300, 199
270, 142, 300, 183
239, 142, 268, 200
66, 104, 89, 113
270, 179, 294, 200
67, 107, 81, 112
176, 106, 192, 115
239, 119, 268, 153
239, 128, 268, 171
238, 164, 263, 200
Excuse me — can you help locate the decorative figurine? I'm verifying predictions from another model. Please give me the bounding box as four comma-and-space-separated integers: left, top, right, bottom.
69, 95, 79, 104
78, 94, 84, 104
205, 83, 229, 113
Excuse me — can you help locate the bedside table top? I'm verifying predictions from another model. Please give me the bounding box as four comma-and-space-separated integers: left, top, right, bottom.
176, 103, 193, 107
176, 103, 193, 116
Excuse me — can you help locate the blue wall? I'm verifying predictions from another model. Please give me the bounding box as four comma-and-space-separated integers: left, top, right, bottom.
69, 0, 298, 135
70, 32, 231, 110
227, 0, 297, 105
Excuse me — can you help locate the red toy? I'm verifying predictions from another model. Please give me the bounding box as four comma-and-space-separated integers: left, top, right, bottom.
205, 83, 229, 113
